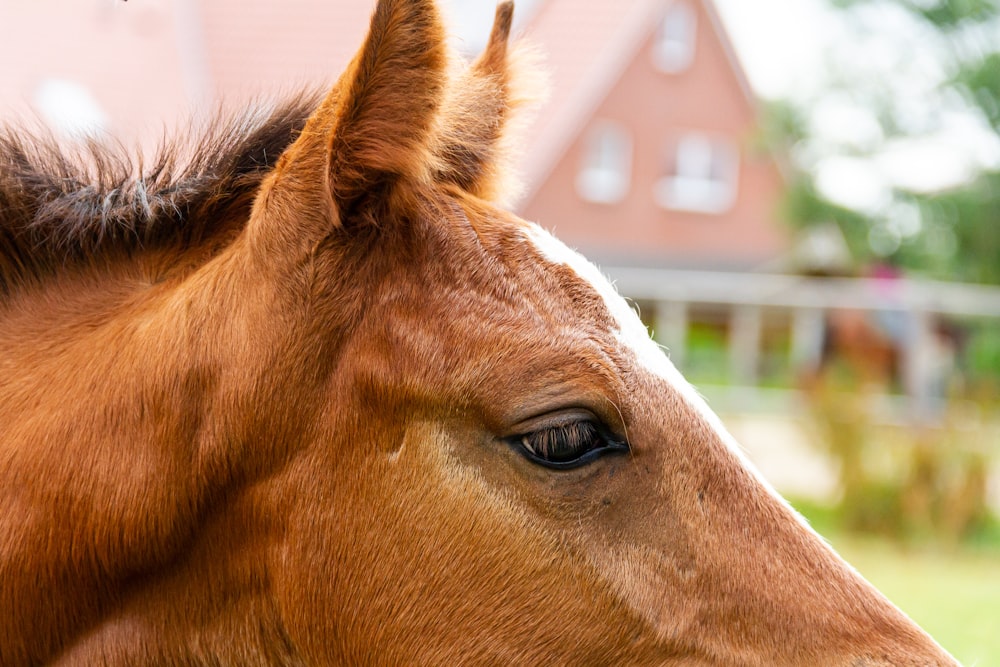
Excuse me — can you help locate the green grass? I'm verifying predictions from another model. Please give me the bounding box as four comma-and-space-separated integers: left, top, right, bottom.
791, 499, 1000, 666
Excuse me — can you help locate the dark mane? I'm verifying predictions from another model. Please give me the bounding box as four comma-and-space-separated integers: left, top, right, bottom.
0, 91, 322, 297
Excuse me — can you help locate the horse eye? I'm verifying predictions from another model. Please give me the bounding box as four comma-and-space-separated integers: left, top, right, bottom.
512, 420, 628, 470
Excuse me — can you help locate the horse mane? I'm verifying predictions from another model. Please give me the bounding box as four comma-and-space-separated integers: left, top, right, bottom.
0, 91, 323, 297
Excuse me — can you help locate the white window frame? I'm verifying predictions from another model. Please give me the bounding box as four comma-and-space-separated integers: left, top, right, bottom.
654, 133, 739, 214
652, 1, 697, 74
576, 120, 633, 205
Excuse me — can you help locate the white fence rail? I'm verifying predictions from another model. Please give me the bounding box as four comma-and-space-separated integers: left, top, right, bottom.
601, 267, 1000, 412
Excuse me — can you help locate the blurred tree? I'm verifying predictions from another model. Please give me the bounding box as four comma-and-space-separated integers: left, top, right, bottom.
766, 0, 1000, 285
770, 3, 1000, 540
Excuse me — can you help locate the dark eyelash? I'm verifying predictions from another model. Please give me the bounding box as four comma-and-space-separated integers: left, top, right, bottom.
520, 421, 601, 461
512, 420, 627, 470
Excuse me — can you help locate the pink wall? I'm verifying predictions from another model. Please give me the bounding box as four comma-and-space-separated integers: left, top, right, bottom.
521, 0, 787, 268
0, 2, 191, 153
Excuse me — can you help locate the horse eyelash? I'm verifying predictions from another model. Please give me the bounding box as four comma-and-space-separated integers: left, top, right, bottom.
520, 421, 602, 459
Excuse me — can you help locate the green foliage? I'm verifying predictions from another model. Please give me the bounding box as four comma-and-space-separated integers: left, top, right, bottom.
781, 176, 875, 264
920, 171, 1000, 284
957, 52, 1000, 133
832, 0, 1000, 28
767, 0, 1000, 286
871, 172, 1000, 285
753, 99, 811, 154
902, 0, 1000, 28
803, 365, 997, 543
684, 322, 731, 384
966, 322, 1000, 377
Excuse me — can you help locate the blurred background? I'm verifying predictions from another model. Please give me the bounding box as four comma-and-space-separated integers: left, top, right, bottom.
2, 0, 998, 661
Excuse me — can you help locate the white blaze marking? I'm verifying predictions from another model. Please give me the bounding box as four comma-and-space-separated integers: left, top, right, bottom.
523, 223, 785, 500
522, 224, 920, 638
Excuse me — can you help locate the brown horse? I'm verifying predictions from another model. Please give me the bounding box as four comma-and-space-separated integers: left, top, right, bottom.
0, 1, 958, 664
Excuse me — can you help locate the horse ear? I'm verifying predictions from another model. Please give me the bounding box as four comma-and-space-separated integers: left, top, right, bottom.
477, 1, 515, 78
435, 1, 532, 204
251, 0, 448, 247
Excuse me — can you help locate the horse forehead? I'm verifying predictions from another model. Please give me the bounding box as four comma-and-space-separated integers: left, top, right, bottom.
520, 222, 678, 383
520, 223, 784, 494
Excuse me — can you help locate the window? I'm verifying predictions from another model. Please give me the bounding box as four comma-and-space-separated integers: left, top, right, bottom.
576, 121, 632, 204
654, 133, 739, 214
652, 2, 696, 73
33, 79, 108, 141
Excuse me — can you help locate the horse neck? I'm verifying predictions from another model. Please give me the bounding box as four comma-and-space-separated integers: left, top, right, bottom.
0, 238, 331, 664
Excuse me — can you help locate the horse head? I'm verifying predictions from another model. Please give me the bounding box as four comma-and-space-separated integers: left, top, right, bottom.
0, 1, 959, 664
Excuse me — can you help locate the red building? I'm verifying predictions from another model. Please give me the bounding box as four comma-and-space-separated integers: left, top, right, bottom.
0, 0, 787, 272
516, 0, 788, 270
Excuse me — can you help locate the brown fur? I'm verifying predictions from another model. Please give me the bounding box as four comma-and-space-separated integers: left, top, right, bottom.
0, 1, 958, 665
0, 95, 320, 297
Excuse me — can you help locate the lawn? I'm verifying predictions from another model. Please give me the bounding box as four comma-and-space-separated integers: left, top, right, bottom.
794, 501, 1000, 666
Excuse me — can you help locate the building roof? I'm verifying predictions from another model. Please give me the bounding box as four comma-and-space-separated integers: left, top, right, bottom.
514, 0, 758, 204
0, 1, 758, 189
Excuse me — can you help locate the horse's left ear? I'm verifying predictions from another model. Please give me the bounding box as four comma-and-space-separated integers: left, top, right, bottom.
250, 0, 447, 252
